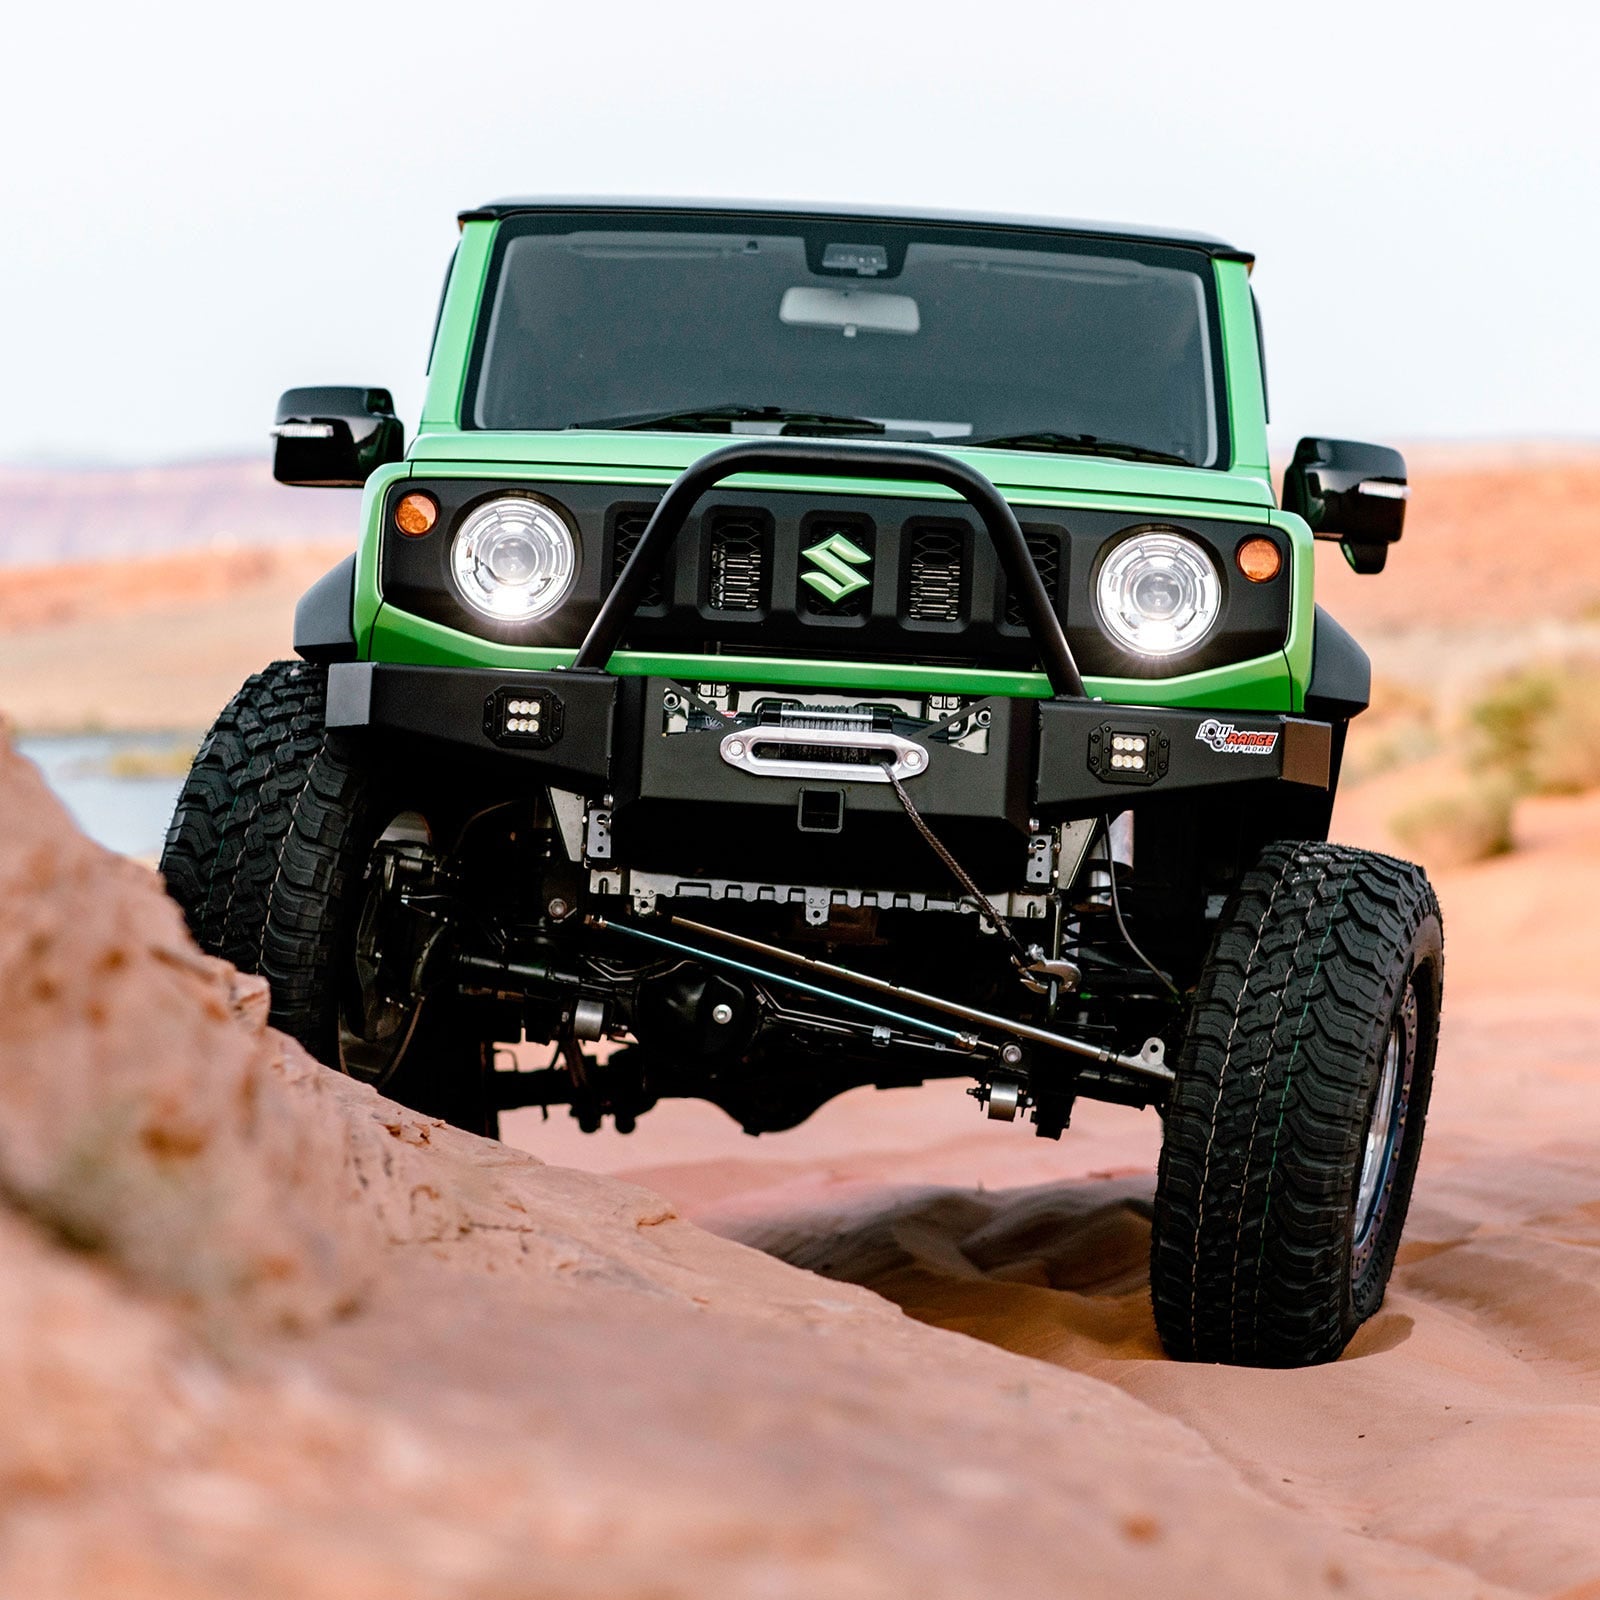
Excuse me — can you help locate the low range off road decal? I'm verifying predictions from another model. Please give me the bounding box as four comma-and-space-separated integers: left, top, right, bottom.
1195, 718, 1279, 756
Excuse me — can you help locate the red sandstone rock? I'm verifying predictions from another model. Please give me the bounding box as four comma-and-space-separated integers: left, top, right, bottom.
0, 727, 1505, 1597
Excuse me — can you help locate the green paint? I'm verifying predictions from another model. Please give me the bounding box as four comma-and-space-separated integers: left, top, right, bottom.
1272, 508, 1318, 712
409, 427, 1278, 508
343, 209, 1314, 715
419, 220, 493, 432
1214, 259, 1270, 478
366, 602, 1295, 709
351, 461, 412, 654
801, 532, 872, 603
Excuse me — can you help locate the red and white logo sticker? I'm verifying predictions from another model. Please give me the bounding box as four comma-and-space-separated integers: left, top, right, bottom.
1196, 718, 1279, 756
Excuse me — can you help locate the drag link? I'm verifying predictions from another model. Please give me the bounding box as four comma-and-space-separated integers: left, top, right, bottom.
590, 916, 983, 1053
669, 915, 1175, 1086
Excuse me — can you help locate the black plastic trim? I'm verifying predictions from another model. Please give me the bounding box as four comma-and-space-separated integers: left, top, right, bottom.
572, 441, 1086, 697
273, 386, 404, 488
293, 555, 358, 663
1283, 438, 1407, 574
1304, 606, 1372, 720
455, 196, 1253, 262
383, 477, 1287, 681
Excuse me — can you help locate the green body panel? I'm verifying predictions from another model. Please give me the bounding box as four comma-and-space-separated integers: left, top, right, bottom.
366, 603, 1295, 709
1213, 260, 1270, 478
419, 220, 494, 432
408, 428, 1276, 509
1273, 509, 1317, 713
351, 461, 412, 652
360, 213, 1313, 713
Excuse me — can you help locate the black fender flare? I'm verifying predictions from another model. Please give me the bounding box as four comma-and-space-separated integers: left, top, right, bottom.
294, 554, 358, 663
1305, 605, 1370, 720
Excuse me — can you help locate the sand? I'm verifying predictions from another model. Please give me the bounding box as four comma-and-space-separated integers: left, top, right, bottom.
0, 727, 1511, 1598
0, 544, 347, 730
5, 449, 1600, 1593
499, 782, 1600, 1595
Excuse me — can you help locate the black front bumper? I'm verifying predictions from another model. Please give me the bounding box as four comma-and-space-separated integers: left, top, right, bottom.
326, 661, 1331, 833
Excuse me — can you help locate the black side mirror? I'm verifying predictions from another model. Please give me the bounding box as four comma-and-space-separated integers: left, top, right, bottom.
1283, 437, 1408, 575
272, 386, 404, 487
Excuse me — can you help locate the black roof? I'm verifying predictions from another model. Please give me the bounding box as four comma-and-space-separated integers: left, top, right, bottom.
459, 196, 1253, 264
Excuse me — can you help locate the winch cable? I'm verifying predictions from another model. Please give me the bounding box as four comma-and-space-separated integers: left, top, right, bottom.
1099, 814, 1182, 1001
666, 679, 738, 723
913, 695, 997, 744
880, 763, 1034, 971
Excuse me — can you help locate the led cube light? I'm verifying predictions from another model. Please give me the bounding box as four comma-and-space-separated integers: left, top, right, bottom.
1088, 722, 1170, 787
483, 686, 565, 750
1109, 733, 1150, 772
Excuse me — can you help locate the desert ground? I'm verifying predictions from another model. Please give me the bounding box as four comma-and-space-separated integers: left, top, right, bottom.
3, 449, 1600, 1595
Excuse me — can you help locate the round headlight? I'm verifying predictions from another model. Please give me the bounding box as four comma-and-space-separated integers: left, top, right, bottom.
450, 496, 577, 622
1095, 530, 1221, 657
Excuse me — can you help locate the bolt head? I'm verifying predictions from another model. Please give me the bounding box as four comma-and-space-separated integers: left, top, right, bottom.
1000, 1043, 1024, 1066
710, 1002, 734, 1026
547, 897, 571, 920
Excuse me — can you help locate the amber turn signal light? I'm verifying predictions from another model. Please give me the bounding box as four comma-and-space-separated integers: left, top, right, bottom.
1236, 537, 1282, 583
395, 492, 439, 537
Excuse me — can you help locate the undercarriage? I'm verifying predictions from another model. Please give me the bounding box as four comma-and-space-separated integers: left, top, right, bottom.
352, 783, 1185, 1139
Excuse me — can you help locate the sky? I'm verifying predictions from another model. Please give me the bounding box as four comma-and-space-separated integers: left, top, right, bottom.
3, 0, 1596, 466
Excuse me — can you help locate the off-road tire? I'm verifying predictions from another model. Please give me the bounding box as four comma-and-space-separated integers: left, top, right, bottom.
1150, 840, 1443, 1367
162, 661, 496, 1136
160, 659, 327, 971
253, 736, 498, 1138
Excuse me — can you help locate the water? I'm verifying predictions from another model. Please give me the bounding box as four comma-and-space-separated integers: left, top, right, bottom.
16, 732, 195, 859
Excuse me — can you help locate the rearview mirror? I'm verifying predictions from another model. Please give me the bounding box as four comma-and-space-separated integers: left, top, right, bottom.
1283, 437, 1408, 575
779, 286, 921, 336
272, 386, 404, 487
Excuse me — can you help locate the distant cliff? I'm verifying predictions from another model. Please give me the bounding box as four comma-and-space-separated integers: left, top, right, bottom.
0, 458, 356, 566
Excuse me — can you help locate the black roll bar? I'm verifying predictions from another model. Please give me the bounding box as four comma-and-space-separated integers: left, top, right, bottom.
569, 440, 1087, 698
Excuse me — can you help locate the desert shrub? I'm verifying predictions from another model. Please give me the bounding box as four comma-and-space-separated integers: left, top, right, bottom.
1526, 684, 1600, 794
1343, 678, 1438, 784
1390, 779, 1516, 869
1370, 677, 1437, 726
103, 740, 196, 780
1467, 668, 1559, 782
1467, 660, 1600, 796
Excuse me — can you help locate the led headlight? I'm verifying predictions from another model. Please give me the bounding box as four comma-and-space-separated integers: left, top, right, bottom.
1095, 530, 1221, 657
450, 496, 576, 622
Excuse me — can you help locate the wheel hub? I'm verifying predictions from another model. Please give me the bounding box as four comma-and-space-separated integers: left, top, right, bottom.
1352, 979, 1418, 1271
338, 822, 444, 1084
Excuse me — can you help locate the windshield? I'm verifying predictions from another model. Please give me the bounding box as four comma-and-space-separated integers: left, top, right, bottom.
467, 215, 1226, 467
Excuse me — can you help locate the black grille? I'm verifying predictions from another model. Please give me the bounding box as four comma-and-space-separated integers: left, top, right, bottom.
904, 523, 967, 622
611, 506, 667, 609
1004, 530, 1063, 627
706, 510, 770, 612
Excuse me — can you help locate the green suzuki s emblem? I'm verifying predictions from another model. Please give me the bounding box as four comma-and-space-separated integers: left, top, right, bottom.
800, 532, 872, 604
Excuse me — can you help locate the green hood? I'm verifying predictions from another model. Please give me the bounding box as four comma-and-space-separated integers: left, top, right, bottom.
407, 429, 1277, 514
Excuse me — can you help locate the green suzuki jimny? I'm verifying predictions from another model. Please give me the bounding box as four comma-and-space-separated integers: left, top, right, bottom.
163, 199, 1441, 1367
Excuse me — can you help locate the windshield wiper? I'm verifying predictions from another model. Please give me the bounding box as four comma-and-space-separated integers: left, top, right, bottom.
967, 431, 1193, 467
570, 404, 887, 437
